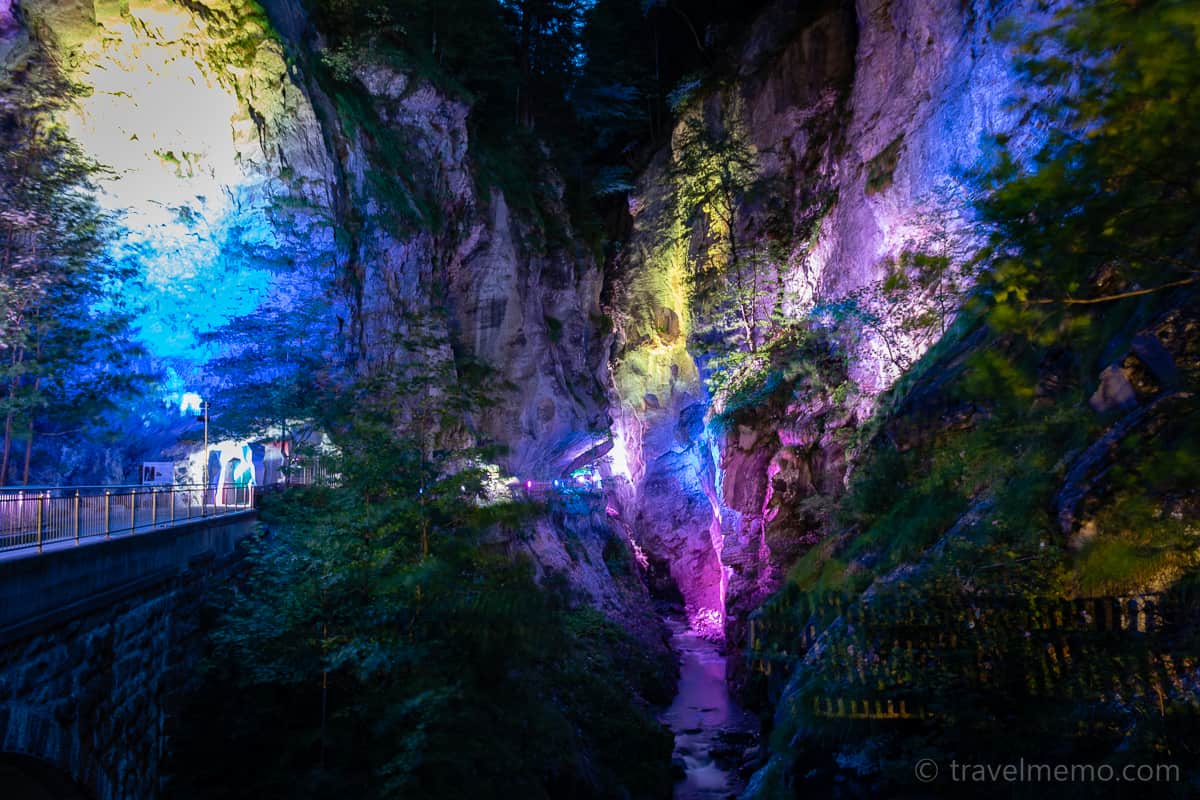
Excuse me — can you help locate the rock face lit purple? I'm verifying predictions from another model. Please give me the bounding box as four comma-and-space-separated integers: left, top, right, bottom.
608, 0, 1052, 646
0, 0, 16, 34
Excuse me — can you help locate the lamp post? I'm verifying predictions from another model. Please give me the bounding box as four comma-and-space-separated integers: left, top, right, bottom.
193, 399, 210, 493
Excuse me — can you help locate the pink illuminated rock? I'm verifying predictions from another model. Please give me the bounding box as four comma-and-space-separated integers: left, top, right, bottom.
0, 0, 15, 34
607, 0, 1056, 664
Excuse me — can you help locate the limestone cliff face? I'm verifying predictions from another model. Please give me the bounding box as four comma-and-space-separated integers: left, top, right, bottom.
298, 55, 610, 477
10, 0, 1061, 651
9, 0, 608, 475
8, 0, 640, 623
20, 0, 338, 356
608, 0, 1048, 645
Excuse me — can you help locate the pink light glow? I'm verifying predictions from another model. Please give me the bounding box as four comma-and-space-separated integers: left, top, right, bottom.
777, 428, 801, 447
762, 457, 780, 521
700, 437, 730, 644
628, 536, 649, 570
0, 0, 16, 32
689, 607, 725, 642
705, 510, 728, 641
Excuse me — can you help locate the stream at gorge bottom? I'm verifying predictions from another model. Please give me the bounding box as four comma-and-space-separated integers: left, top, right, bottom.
660, 615, 760, 799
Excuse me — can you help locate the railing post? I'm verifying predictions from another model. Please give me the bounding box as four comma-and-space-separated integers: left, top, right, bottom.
171, 486, 176, 525
130, 487, 137, 534
73, 490, 80, 545
104, 490, 111, 539
201, 483, 207, 517
152, 489, 158, 529
36, 491, 45, 553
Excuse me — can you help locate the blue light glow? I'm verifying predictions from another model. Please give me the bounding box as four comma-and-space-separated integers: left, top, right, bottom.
54, 5, 333, 368
179, 392, 203, 415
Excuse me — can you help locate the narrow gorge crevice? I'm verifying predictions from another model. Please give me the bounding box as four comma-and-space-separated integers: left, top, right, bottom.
3, 0, 1199, 796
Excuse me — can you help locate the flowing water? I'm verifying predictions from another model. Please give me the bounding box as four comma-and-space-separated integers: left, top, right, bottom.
660, 616, 759, 800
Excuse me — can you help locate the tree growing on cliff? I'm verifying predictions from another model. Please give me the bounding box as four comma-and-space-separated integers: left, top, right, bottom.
0, 44, 143, 484
813, 207, 980, 379
670, 106, 803, 400
671, 111, 759, 345
978, 0, 1200, 316
672, 111, 788, 332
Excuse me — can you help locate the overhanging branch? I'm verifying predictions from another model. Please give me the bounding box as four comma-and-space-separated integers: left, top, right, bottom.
1027, 274, 1200, 306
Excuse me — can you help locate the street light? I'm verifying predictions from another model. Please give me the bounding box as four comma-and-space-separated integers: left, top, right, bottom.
193, 400, 209, 491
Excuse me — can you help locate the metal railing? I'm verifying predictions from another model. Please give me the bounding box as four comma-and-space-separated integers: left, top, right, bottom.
281, 456, 338, 488
0, 484, 254, 555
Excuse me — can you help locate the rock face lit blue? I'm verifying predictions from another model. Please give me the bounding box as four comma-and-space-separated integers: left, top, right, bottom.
22, 0, 612, 485
35, 0, 339, 365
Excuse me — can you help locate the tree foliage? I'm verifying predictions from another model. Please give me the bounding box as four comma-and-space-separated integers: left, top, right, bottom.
167, 369, 674, 798
749, 1, 1200, 791
669, 104, 808, 400
671, 112, 758, 274
979, 0, 1200, 315
196, 273, 335, 465
0, 40, 145, 484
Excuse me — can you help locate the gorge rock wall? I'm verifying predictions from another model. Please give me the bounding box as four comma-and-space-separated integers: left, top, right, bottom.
8, 0, 640, 621
9, 0, 1066, 659
9, 0, 609, 478
296, 51, 611, 477
608, 0, 1047, 647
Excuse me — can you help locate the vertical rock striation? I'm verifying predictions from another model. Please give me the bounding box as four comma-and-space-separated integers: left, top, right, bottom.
9, 0, 644, 626
12, 0, 1063, 667
608, 0, 1049, 649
